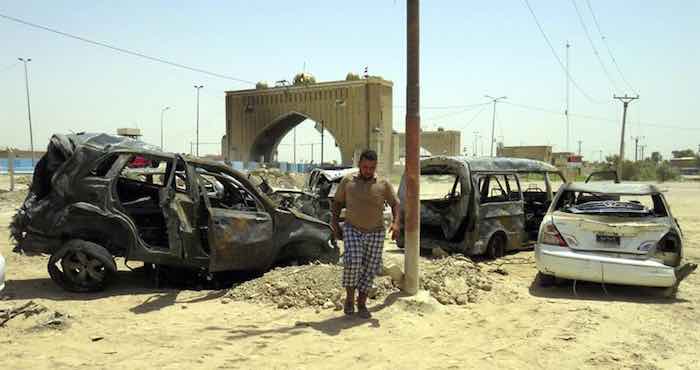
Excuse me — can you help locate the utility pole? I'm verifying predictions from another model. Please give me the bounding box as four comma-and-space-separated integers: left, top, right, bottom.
640, 144, 647, 161
614, 94, 640, 179
18, 57, 35, 167
403, 0, 420, 295
293, 128, 297, 164
194, 84, 204, 156
320, 120, 324, 166
577, 140, 582, 156
485, 95, 507, 157
472, 131, 479, 157
565, 42, 571, 152
160, 106, 170, 151
631, 135, 644, 161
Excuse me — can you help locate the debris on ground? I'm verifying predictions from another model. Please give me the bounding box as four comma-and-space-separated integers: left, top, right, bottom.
0, 300, 71, 330
226, 263, 399, 309
420, 255, 493, 305
248, 168, 305, 189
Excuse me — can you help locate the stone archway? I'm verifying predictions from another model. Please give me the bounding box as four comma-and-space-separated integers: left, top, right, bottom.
248, 111, 348, 164
224, 78, 394, 174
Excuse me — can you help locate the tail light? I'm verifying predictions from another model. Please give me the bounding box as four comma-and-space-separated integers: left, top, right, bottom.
541, 223, 569, 247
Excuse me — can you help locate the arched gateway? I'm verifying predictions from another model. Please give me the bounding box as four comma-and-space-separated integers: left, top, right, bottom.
223, 78, 394, 174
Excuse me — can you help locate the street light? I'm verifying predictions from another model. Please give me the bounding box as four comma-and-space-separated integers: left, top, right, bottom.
484, 95, 507, 157
194, 85, 204, 156
160, 106, 170, 150
18, 57, 35, 166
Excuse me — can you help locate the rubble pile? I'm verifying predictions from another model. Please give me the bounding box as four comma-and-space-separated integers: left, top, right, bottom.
226, 263, 398, 309
249, 168, 305, 189
420, 255, 493, 305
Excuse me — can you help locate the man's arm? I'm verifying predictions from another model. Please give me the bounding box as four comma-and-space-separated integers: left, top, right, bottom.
331, 177, 348, 240
384, 180, 401, 240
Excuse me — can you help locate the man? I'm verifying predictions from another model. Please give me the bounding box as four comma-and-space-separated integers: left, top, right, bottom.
332, 149, 400, 319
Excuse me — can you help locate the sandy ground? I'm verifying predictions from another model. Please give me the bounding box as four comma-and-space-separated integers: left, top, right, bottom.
1, 175, 699, 369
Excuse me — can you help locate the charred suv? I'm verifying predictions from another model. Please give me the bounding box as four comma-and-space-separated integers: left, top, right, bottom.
11, 133, 338, 292
535, 182, 696, 296
398, 156, 566, 257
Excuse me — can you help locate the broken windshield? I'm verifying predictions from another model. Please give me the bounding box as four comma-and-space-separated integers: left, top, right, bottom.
556, 191, 667, 217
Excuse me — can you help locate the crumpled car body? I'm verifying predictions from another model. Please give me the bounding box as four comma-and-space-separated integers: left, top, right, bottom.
261, 166, 392, 228
535, 182, 696, 293
397, 156, 566, 257
11, 133, 337, 291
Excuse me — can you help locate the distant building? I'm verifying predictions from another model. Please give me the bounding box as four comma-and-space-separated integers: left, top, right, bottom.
497, 145, 552, 163
116, 128, 142, 139
670, 157, 699, 175
393, 128, 461, 162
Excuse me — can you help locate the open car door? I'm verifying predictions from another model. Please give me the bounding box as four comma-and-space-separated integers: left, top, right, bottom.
159, 155, 199, 260
196, 169, 275, 272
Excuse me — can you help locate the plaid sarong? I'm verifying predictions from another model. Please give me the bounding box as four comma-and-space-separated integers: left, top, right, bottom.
342, 223, 385, 293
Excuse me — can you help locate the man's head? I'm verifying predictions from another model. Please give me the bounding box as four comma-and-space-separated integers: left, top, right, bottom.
358, 149, 377, 179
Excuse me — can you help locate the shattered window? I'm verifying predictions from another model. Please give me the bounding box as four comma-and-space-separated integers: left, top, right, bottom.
479, 175, 509, 203
419, 174, 460, 200
119, 156, 169, 186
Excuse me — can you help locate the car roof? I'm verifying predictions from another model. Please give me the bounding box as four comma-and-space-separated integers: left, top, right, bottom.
421, 155, 560, 173
564, 182, 662, 195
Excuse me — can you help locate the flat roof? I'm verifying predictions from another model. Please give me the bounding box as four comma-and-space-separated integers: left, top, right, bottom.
225, 78, 393, 95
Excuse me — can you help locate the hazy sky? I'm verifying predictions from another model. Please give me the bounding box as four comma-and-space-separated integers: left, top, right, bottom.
1, 1, 698, 163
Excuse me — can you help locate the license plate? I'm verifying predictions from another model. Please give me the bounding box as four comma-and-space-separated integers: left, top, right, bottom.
596, 234, 620, 245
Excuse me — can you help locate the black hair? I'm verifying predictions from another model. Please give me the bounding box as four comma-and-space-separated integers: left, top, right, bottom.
359, 149, 377, 162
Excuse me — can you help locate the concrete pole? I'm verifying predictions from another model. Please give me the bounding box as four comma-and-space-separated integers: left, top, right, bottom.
194, 85, 204, 156
8, 148, 15, 192
614, 95, 639, 179
293, 128, 297, 165
403, 0, 420, 295
321, 120, 324, 166
160, 106, 170, 151
19, 58, 35, 167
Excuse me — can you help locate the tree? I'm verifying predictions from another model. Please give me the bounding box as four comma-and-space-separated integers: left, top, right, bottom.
293, 73, 316, 86
345, 73, 360, 81
671, 149, 695, 158
650, 151, 662, 164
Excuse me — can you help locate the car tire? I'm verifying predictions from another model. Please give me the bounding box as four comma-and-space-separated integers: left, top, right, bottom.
48, 240, 117, 293
486, 234, 506, 260
537, 272, 555, 287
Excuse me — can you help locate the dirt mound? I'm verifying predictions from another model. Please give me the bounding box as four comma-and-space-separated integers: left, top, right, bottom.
249, 168, 305, 189
226, 263, 398, 309
420, 255, 493, 305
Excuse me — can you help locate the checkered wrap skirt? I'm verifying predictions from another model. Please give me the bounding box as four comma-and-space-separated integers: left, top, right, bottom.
342, 223, 385, 293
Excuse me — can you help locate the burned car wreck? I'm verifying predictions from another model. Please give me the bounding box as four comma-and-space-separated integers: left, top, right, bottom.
11, 133, 338, 292
256, 166, 392, 228
398, 156, 566, 258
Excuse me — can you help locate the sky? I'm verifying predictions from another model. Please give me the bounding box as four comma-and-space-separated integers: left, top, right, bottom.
1, 1, 698, 163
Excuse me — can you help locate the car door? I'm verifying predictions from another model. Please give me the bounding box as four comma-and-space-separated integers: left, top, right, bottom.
159, 155, 200, 260
197, 170, 275, 272
477, 173, 525, 250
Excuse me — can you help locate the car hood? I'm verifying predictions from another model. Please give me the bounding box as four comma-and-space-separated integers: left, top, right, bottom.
288, 207, 330, 227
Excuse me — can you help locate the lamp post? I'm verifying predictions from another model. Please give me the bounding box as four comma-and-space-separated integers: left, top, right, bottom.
18, 57, 35, 166
485, 95, 507, 157
194, 85, 204, 156
160, 106, 170, 151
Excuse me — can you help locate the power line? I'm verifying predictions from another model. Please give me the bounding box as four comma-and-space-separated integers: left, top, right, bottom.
584, 0, 638, 94
521, 0, 606, 104
424, 103, 491, 123
502, 100, 699, 131
393, 102, 487, 110
0, 13, 256, 85
570, 0, 619, 93
456, 105, 489, 130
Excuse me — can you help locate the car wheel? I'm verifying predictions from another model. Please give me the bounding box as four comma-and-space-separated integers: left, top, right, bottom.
486, 234, 506, 260
537, 272, 555, 287
48, 240, 117, 292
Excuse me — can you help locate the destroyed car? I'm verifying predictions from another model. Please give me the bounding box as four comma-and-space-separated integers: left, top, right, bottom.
535, 182, 697, 296
256, 166, 392, 228
10, 133, 338, 292
397, 156, 566, 258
